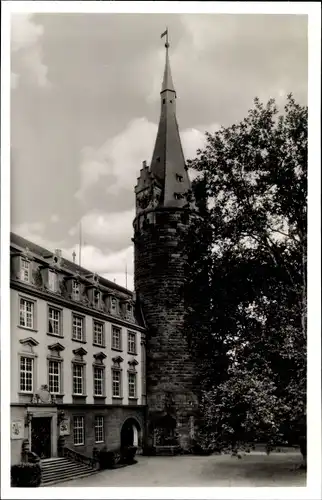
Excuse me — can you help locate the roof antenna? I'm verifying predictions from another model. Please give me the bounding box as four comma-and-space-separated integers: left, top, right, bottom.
79, 221, 82, 267
125, 260, 128, 289
72, 250, 76, 263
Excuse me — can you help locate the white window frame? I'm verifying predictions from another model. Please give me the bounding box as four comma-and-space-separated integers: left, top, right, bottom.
94, 416, 104, 444
93, 321, 104, 346
93, 366, 104, 396
20, 258, 30, 283
48, 360, 61, 394
112, 369, 122, 398
72, 314, 84, 342
19, 297, 34, 330
128, 331, 136, 354
19, 356, 34, 393
48, 306, 62, 336
48, 270, 58, 292
128, 372, 137, 399
112, 325, 121, 350
73, 363, 85, 395
73, 416, 84, 446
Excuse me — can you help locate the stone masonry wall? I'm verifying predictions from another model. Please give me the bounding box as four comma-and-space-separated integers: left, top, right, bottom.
133, 209, 198, 451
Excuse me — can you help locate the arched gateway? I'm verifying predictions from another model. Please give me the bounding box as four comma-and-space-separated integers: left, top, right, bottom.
120, 418, 141, 448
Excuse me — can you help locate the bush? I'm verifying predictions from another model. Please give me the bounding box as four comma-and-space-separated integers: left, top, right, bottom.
190, 440, 214, 456
121, 446, 137, 464
11, 463, 42, 487
98, 449, 117, 470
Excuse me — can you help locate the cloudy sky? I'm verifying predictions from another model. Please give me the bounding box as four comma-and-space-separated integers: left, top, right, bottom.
10, 12, 308, 289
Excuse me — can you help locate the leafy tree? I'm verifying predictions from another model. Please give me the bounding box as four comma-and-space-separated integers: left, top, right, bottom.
186, 95, 307, 459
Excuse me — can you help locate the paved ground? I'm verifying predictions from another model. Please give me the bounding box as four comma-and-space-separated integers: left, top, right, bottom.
51, 451, 306, 487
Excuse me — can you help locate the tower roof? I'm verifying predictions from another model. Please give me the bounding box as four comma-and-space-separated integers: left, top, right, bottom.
150, 33, 192, 208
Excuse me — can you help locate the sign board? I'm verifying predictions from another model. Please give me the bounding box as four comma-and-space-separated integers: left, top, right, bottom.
59, 417, 70, 436
11, 419, 24, 440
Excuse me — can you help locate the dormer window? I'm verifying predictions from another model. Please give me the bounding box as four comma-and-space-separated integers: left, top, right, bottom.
20, 258, 30, 283
72, 280, 80, 301
126, 303, 133, 318
111, 297, 117, 313
48, 270, 58, 292
94, 290, 101, 309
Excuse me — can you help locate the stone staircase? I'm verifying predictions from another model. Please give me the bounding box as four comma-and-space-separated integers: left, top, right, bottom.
41, 457, 97, 486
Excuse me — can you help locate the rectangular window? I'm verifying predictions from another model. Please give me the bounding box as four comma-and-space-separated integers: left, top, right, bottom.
72, 314, 84, 341
20, 356, 33, 393
126, 303, 133, 317
95, 416, 104, 443
48, 360, 61, 394
93, 366, 104, 396
48, 270, 58, 292
112, 326, 121, 350
94, 290, 101, 309
111, 297, 117, 312
73, 364, 84, 395
72, 280, 80, 301
20, 258, 30, 282
48, 306, 61, 336
128, 332, 136, 354
93, 321, 104, 346
128, 372, 137, 398
19, 298, 34, 329
112, 369, 121, 397
73, 416, 84, 446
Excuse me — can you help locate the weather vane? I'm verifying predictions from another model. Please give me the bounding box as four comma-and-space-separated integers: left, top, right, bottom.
161, 28, 169, 48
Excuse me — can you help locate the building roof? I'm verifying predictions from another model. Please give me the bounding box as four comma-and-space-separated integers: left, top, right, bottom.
149, 42, 192, 208
10, 232, 132, 297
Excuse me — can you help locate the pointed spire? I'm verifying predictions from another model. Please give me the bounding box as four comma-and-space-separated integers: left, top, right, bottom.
161, 31, 175, 95
149, 30, 192, 208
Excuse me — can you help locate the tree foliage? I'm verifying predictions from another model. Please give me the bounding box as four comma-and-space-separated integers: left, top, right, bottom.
185, 95, 307, 454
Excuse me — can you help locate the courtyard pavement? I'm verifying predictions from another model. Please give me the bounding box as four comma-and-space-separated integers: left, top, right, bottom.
51, 451, 306, 487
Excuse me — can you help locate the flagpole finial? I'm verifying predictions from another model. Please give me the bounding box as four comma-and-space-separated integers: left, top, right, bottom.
161, 28, 169, 48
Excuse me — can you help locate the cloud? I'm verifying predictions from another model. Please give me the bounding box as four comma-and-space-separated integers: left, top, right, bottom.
12, 220, 133, 289
75, 117, 218, 201
50, 214, 60, 223
69, 209, 134, 250
11, 14, 49, 88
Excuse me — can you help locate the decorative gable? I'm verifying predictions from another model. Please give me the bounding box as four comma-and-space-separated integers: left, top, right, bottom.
93, 351, 107, 361
19, 337, 38, 354
73, 347, 87, 362
112, 355, 124, 368
73, 347, 87, 357
48, 343, 65, 358
128, 358, 139, 372
93, 352, 107, 366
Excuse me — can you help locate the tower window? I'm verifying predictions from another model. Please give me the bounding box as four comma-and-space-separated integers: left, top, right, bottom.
176, 174, 183, 182
170, 100, 173, 103
162, 99, 166, 104
174, 192, 184, 200
156, 157, 160, 162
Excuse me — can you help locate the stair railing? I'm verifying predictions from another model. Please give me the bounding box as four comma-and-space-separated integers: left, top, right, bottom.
62, 447, 98, 469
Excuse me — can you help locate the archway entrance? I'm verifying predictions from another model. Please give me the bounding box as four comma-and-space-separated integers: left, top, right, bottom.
121, 418, 140, 448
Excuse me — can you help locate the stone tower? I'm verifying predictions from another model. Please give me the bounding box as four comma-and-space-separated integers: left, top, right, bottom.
133, 34, 198, 453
